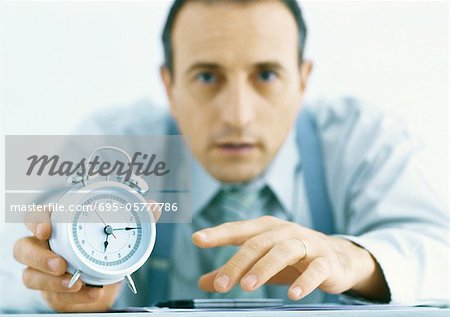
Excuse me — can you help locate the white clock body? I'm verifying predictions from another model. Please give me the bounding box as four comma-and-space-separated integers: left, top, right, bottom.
49, 180, 156, 290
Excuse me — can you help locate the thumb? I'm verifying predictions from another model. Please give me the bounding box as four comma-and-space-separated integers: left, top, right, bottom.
24, 204, 52, 240
146, 200, 162, 223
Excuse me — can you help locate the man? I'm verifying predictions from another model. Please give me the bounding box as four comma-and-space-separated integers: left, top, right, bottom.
9, 0, 449, 312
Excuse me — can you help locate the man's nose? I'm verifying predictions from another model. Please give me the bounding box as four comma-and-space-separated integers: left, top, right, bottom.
220, 77, 256, 129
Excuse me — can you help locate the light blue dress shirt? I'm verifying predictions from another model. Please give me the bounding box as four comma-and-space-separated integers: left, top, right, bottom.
165, 121, 314, 303
0, 97, 448, 313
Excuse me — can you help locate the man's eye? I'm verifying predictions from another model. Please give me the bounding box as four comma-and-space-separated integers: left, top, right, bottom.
257, 70, 278, 82
196, 72, 217, 84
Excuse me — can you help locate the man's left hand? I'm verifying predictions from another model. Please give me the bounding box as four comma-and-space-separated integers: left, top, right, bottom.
192, 216, 389, 301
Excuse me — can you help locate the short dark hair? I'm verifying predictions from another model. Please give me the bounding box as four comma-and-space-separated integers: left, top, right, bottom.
161, 0, 307, 74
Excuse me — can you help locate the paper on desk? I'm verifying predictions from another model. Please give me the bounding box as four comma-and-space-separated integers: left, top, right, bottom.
272, 304, 440, 311
111, 304, 440, 313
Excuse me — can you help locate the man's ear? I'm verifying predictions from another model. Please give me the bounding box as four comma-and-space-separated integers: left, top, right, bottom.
160, 65, 177, 117
299, 59, 313, 92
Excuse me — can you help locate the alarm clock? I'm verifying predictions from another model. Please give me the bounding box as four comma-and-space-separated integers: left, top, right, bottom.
49, 146, 156, 294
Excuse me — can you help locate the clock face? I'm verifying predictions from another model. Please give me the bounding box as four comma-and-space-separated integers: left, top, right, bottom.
70, 189, 152, 270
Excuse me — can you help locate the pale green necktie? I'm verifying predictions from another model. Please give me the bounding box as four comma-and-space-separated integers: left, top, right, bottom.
205, 184, 273, 299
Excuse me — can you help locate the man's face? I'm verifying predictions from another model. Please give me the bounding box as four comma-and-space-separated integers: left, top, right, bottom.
162, 0, 312, 183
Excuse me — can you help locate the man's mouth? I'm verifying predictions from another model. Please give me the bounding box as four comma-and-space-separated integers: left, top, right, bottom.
215, 142, 257, 155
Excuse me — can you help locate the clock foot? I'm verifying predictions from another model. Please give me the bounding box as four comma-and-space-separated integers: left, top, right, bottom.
68, 269, 82, 288
125, 274, 137, 294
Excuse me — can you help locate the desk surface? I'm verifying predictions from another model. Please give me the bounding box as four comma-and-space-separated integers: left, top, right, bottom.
3, 307, 450, 317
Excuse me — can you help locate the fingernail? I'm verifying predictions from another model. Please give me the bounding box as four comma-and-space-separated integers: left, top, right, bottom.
215, 274, 229, 289
62, 278, 70, 288
291, 286, 302, 298
194, 231, 207, 241
243, 274, 258, 288
36, 224, 43, 238
88, 288, 97, 300
48, 258, 60, 272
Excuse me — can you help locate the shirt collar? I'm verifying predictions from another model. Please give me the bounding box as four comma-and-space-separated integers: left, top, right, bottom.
191, 127, 300, 216
191, 157, 221, 216
263, 127, 300, 216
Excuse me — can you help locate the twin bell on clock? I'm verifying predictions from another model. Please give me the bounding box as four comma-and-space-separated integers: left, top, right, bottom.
49, 146, 157, 294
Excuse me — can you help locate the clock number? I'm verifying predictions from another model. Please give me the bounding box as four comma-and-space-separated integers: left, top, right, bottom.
104, 256, 108, 260
128, 244, 131, 249
118, 253, 121, 258
81, 239, 85, 244
78, 225, 82, 230
91, 250, 94, 256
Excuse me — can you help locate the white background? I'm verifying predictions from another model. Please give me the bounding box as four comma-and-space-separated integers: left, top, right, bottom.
0, 1, 448, 310
0, 1, 448, 198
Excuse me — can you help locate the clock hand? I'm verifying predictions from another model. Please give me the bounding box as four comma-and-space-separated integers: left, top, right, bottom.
112, 227, 142, 231
103, 225, 114, 253
94, 209, 117, 239
104, 234, 109, 253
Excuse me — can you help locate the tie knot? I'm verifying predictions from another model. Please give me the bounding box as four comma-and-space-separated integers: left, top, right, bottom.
212, 184, 271, 223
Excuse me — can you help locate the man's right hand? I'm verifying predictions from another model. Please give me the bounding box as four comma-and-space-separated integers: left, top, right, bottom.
13, 212, 121, 312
